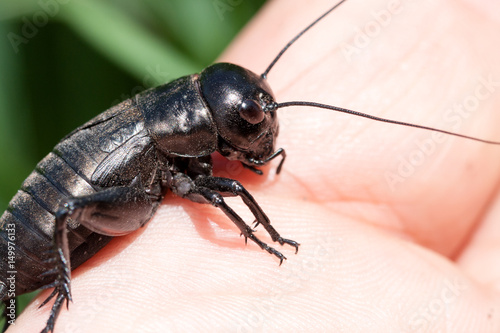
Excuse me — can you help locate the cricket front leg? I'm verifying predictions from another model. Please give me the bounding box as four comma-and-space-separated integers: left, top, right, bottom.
170, 173, 298, 264
195, 176, 299, 252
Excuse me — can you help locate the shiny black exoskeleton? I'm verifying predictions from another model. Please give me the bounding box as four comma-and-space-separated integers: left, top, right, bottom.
0, 63, 297, 333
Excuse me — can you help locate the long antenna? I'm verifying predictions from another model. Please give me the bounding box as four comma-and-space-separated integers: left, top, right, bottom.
264, 2, 500, 145
261, 0, 348, 79
277, 101, 500, 145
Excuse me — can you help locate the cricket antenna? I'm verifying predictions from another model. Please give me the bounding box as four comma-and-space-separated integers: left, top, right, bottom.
275, 101, 500, 145
262, 0, 500, 145
261, 0, 348, 79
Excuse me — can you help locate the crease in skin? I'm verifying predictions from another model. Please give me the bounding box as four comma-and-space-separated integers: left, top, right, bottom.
271, 159, 415, 243
459, 0, 500, 24
452, 177, 500, 261
324, 199, 411, 238
323, 187, 493, 260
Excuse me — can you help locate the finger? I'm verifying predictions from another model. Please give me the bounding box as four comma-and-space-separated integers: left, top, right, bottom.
221, 0, 500, 256
14, 197, 500, 332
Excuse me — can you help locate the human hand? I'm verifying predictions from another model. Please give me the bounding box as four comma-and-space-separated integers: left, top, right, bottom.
12, 0, 500, 332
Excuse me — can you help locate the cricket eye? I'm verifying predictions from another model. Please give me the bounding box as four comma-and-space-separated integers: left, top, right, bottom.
239, 99, 264, 124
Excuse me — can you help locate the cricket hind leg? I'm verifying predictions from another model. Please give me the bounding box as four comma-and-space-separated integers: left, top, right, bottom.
39, 177, 159, 333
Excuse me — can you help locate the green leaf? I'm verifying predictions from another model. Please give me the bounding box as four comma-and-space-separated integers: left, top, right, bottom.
58, 0, 200, 83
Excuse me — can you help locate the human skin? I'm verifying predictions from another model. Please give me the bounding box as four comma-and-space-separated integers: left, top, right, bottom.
10, 0, 500, 332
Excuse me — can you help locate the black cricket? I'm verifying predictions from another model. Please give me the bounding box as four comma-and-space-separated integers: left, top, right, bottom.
1, 1, 499, 332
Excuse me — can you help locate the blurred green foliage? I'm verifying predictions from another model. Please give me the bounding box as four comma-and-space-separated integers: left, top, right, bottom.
0, 0, 266, 209
0, 0, 264, 323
